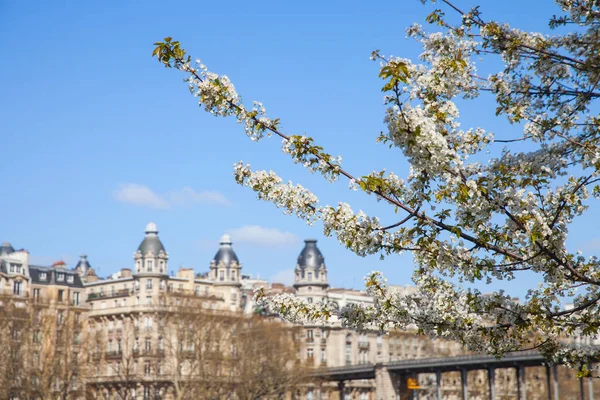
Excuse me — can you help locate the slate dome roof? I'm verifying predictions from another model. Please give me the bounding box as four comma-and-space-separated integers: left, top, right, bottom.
0, 242, 15, 256
137, 222, 166, 256
297, 239, 325, 270
212, 234, 239, 266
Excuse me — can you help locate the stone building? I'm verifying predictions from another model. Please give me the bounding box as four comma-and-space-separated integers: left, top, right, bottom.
0, 223, 585, 399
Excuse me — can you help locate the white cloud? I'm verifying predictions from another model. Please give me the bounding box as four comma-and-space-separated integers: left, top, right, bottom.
270, 269, 295, 286
227, 225, 300, 248
114, 184, 169, 209
114, 184, 230, 209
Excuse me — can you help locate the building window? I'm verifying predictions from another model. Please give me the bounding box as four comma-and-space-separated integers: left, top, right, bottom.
58, 290, 64, 302
145, 338, 151, 353
73, 292, 80, 306
307, 348, 314, 359
307, 329, 314, 341
231, 270, 236, 280
219, 271, 224, 281
145, 316, 153, 329
308, 272, 313, 281
144, 362, 151, 377
159, 260, 164, 272
307, 297, 313, 303
39, 272, 47, 281
67, 275, 74, 283
33, 288, 40, 300
57, 311, 64, 325
146, 296, 152, 305
158, 337, 164, 351
360, 350, 368, 364
146, 279, 152, 290
307, 390, 314, 400
13, 281, 21, 296
345, 334, 352, 365
147, 260, 153, 272
57, 273, 65, 282
321, 348, 327, 363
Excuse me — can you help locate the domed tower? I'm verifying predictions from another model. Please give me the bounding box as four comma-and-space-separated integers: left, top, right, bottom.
210, 234, 242, 310
74, 254, 94, 280
294, 239, 329, 303
210, 234, 242, 286
0, 242, 15, 256
134, 222, 168, 276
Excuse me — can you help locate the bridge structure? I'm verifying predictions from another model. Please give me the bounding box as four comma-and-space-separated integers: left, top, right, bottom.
314, 351, 594, 400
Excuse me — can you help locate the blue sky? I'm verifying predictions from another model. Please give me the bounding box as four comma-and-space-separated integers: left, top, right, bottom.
1, 0, 598, 297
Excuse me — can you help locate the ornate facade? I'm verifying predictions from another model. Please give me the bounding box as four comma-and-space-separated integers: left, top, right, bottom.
0, 224, 581, 399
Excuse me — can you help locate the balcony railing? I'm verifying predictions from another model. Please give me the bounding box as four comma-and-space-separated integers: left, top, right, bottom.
105, 350, 122, 359
87, 289, 130, 301
358, 341, 370, 349
0, 289, 29, 298
164, 287, 225, 300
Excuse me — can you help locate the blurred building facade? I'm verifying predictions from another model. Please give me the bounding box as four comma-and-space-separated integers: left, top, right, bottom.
1, 223, 579, 399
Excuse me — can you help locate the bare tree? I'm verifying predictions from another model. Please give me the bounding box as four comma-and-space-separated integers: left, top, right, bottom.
86, 315, 158, 400
0, 296, 31, 399
0, 294, 88, 400
231, 315, 313, 400
159, 294, 232, 399
159, 294, 312, 400
29, 302, 87, 400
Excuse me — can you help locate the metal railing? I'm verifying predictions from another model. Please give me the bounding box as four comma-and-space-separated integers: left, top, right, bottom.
88, 289, 131, 301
